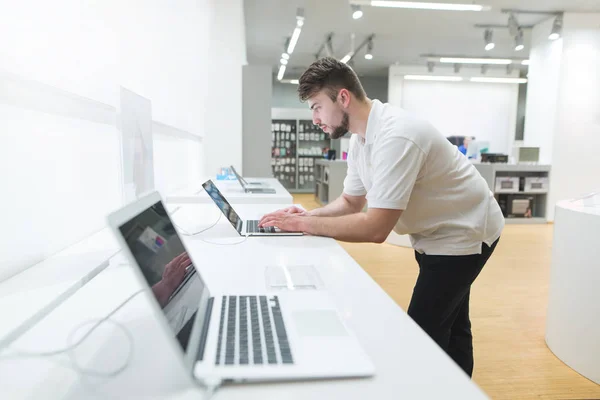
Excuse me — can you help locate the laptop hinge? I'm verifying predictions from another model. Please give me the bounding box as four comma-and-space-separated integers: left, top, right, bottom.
196, 297, 214, 361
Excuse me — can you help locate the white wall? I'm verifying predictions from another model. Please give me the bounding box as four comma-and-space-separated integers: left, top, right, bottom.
523, 17, 564, 164
388, 65, 520, 155
203, 0, 247, 176
0, 0, 245, 282
548, 13, 600, 220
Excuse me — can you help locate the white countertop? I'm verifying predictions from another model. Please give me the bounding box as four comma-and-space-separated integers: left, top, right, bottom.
0, 203, 488, 400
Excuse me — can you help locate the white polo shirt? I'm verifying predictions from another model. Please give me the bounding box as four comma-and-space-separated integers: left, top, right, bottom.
343, 100, 504, 255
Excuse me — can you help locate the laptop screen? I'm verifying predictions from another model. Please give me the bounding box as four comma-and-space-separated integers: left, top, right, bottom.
117, 200, 206, 351
202, 180, 243, 233
229, 165, 247, 187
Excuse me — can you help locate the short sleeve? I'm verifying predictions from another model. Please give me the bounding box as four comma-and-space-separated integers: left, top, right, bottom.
366, 136, 426, 210
343, 136, 367, 196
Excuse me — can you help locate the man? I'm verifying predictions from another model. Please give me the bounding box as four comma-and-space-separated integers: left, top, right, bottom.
259, 57, 504, 378
458, 136, 472, 156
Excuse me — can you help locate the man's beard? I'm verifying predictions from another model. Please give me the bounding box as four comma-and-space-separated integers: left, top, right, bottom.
330, 111, 349, 139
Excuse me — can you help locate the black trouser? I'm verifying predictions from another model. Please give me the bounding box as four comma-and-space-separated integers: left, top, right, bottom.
407, 239, 499, 377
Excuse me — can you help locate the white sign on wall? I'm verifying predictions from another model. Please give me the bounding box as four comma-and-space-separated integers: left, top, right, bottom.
119, 87, 154, 202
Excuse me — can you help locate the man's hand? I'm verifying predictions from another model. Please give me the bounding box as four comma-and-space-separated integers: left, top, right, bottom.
258, 206, 307, 227
259, 213, 305, 233
162, 252, 191, 292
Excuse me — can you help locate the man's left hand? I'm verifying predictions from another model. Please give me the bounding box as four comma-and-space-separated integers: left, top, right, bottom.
260, 213, 306, 233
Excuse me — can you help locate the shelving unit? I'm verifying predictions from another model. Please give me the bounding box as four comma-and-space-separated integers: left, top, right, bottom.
271, 109, 332, 193
270, 119, 297, 191
314, 160, 348, 205
474, 164, 551, 224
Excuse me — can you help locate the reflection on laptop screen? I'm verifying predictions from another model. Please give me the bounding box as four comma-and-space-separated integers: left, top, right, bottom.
202, 180, 243, 232
117, 200, 206, 351
229, 165, 247, 187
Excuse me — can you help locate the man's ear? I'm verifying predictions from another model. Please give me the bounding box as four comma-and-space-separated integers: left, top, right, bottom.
339, 89, 351, 107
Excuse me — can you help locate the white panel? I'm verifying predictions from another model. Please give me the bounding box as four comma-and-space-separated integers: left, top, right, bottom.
523, 17, 563, 164
402, 80, 516, 154
0, 0, 118, 105
0, 104, 121, 282
153, 134, 203, 197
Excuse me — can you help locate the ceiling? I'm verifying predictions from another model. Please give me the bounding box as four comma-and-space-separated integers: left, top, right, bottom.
244, 0, 600, 78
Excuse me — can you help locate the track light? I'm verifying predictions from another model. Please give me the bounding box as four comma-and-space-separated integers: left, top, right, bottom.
549, 14, 562, 40
280, 58, 288, 65
281, 53, 289, 60
515, 29, 524, 51
341, 53, 353, 64
427, 61, 435, 72
507, 13, 520, 37
484, 29, 495, 51
364, 38, 374, 60
351, 4, 363, 19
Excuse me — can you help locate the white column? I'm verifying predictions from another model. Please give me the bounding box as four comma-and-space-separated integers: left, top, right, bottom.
203, 0, 247, 177
525, 13, 600, 221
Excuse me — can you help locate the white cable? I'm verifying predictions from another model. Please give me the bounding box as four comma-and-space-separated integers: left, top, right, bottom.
0, 289, 144, 378
197, 235, 249, 246
175, 213, 222, 237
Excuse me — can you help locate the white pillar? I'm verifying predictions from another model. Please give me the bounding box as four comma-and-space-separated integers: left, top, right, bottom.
525, 13, 600, 221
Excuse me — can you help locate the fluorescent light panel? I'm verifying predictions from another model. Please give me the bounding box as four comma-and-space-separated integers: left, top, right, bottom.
404, 75, 464, 81
277, 65, 286, 81
287, 27, 302, 54
440, 57, 512, 65
521, 60, 530, 65
470, 77, 528, 84
369, 1, 489, 11
340, 53, 353, 63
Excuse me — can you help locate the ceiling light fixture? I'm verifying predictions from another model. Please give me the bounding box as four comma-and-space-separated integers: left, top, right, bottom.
404, 75, 464, 82
281, 53, 289, 60
364, 38, 374, 60
280, 58, 288, 65
514, 29, 524, 51
549, 14, 562, 40
341, 53, 354, 63
351, 4, 364, 19
521, 59, 530, 65
440, 57, 512, 64
366, 1, 490, 12
277, 65, 286, 81
484, 29, 495, 51
287, 8, 305, 54
471, 77, 528, 84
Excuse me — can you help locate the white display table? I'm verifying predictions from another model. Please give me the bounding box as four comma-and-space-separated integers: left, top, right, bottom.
546, 195, 600, 384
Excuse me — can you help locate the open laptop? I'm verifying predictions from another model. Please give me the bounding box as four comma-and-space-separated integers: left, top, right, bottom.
106, 191, 375, 384
229, 165, 276, 194
202, 179, 303, 236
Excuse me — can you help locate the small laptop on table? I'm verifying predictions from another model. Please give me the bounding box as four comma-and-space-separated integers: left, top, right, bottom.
202, 179, 302, 236
106, 191, 374, 385
230, 165, 276, 194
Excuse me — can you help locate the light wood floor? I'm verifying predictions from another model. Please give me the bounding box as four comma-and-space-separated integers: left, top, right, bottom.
293, 194, 600, 400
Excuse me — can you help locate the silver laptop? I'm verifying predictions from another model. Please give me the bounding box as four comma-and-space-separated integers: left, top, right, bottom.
202, 179, 303, 236
106, 191, 375, 384
230, 166, 276, 194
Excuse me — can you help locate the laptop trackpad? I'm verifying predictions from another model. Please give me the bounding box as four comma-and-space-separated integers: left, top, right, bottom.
292, 310, 348, 337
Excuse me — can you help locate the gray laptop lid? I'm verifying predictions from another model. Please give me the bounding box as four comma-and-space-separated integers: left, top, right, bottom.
229, 165, 248, 189
202, 179, 244, 234
115, 199, 209, 352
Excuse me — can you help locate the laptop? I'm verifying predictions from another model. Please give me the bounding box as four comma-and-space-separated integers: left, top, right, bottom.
106, 191, 375, 384
202, 179, 303, 236
229, 166, 276, 194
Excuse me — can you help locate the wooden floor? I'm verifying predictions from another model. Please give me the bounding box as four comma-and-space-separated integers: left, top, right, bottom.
293, 194, 600, 400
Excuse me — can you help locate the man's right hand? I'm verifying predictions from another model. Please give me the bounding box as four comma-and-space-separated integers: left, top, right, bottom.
258, 206, 308, 227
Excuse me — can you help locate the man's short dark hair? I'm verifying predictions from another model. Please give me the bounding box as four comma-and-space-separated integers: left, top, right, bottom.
298, 57, 367, 103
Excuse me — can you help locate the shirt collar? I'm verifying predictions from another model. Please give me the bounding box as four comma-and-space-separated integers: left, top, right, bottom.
363, 99, 382, 146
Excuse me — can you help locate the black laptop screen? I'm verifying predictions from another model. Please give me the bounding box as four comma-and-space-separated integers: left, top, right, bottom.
202, 180, 243, 233
117, 200, 206, 351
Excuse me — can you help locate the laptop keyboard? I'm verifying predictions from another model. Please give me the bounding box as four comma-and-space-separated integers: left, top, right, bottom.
246, 220, 276, 234
215, 295, 293, 366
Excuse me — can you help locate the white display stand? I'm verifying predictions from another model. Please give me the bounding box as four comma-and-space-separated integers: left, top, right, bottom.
546, 194, 600, 384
